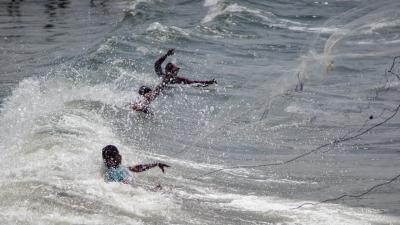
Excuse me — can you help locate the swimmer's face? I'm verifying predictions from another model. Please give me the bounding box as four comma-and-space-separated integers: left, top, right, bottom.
166, 63, 180, 77
170, 67, 179, 76
143, 92, 153, 99
104, 153, 122, 168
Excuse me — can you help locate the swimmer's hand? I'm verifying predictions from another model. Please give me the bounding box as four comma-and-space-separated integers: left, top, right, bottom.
158, 163, 170, 173
203, 79, 217, 85
166, 48, 175, 56
210, 79, 217, 84
131, 103, 141, 111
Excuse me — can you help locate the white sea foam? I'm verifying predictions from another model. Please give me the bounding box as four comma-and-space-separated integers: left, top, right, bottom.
146, 22, 169, 33
146, 22, 190, 42
358, 19, 400, 34
204, 0, 220, 7
288, 25, 341, 34
176, 189, 400, 225
128, 0, 151, 10
136, 46, 149, 54
0, 75, 178, 224
201, 2, 310, 33
285, 104, 326, 116
223, 195, 399, 225
202, 3, 275, 24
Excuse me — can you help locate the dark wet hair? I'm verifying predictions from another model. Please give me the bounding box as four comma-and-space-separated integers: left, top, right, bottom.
102, 145, 121, 168
165, 63, 179, 74
138, 85, 152, 95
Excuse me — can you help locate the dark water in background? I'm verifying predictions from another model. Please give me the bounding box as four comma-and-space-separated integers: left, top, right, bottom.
0, 0, 400, 224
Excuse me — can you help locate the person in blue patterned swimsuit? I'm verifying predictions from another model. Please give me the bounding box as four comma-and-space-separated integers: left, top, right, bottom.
102, 145, 170, 184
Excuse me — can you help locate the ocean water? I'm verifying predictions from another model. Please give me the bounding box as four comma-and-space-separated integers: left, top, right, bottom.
0, 0, 400, 224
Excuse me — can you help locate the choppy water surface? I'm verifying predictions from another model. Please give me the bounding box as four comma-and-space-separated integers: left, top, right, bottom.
0, 0, 400, 224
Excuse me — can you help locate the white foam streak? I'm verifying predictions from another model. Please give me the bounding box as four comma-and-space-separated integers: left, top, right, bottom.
224, 195, 399, 225
128, 0, 151, 10
203, 0, 220, 7
176, 188, 399, 225
201, 2, 309, 32
147, 22, 190, 36
202, 3, 272, 24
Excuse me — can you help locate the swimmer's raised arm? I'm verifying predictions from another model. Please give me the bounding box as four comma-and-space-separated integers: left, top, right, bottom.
128, 162, 170, 173
155, 48, 175, 77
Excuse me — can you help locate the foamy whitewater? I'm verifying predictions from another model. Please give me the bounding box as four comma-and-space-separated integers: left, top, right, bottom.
0, 0, 399, 224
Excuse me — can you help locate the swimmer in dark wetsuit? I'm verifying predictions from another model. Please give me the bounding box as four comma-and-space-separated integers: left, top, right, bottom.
154, 48, 217, 86
131, 83, 165, 114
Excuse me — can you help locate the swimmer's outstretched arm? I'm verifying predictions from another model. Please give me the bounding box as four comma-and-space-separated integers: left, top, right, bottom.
175, 76, 217, 85
154, 49, 175, 77
128, 162, 170, 173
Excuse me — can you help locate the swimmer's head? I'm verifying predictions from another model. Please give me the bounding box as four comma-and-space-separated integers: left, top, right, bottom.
102, 145, 122, 168
165, 63, 180, 76
138, 85, 152, 95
